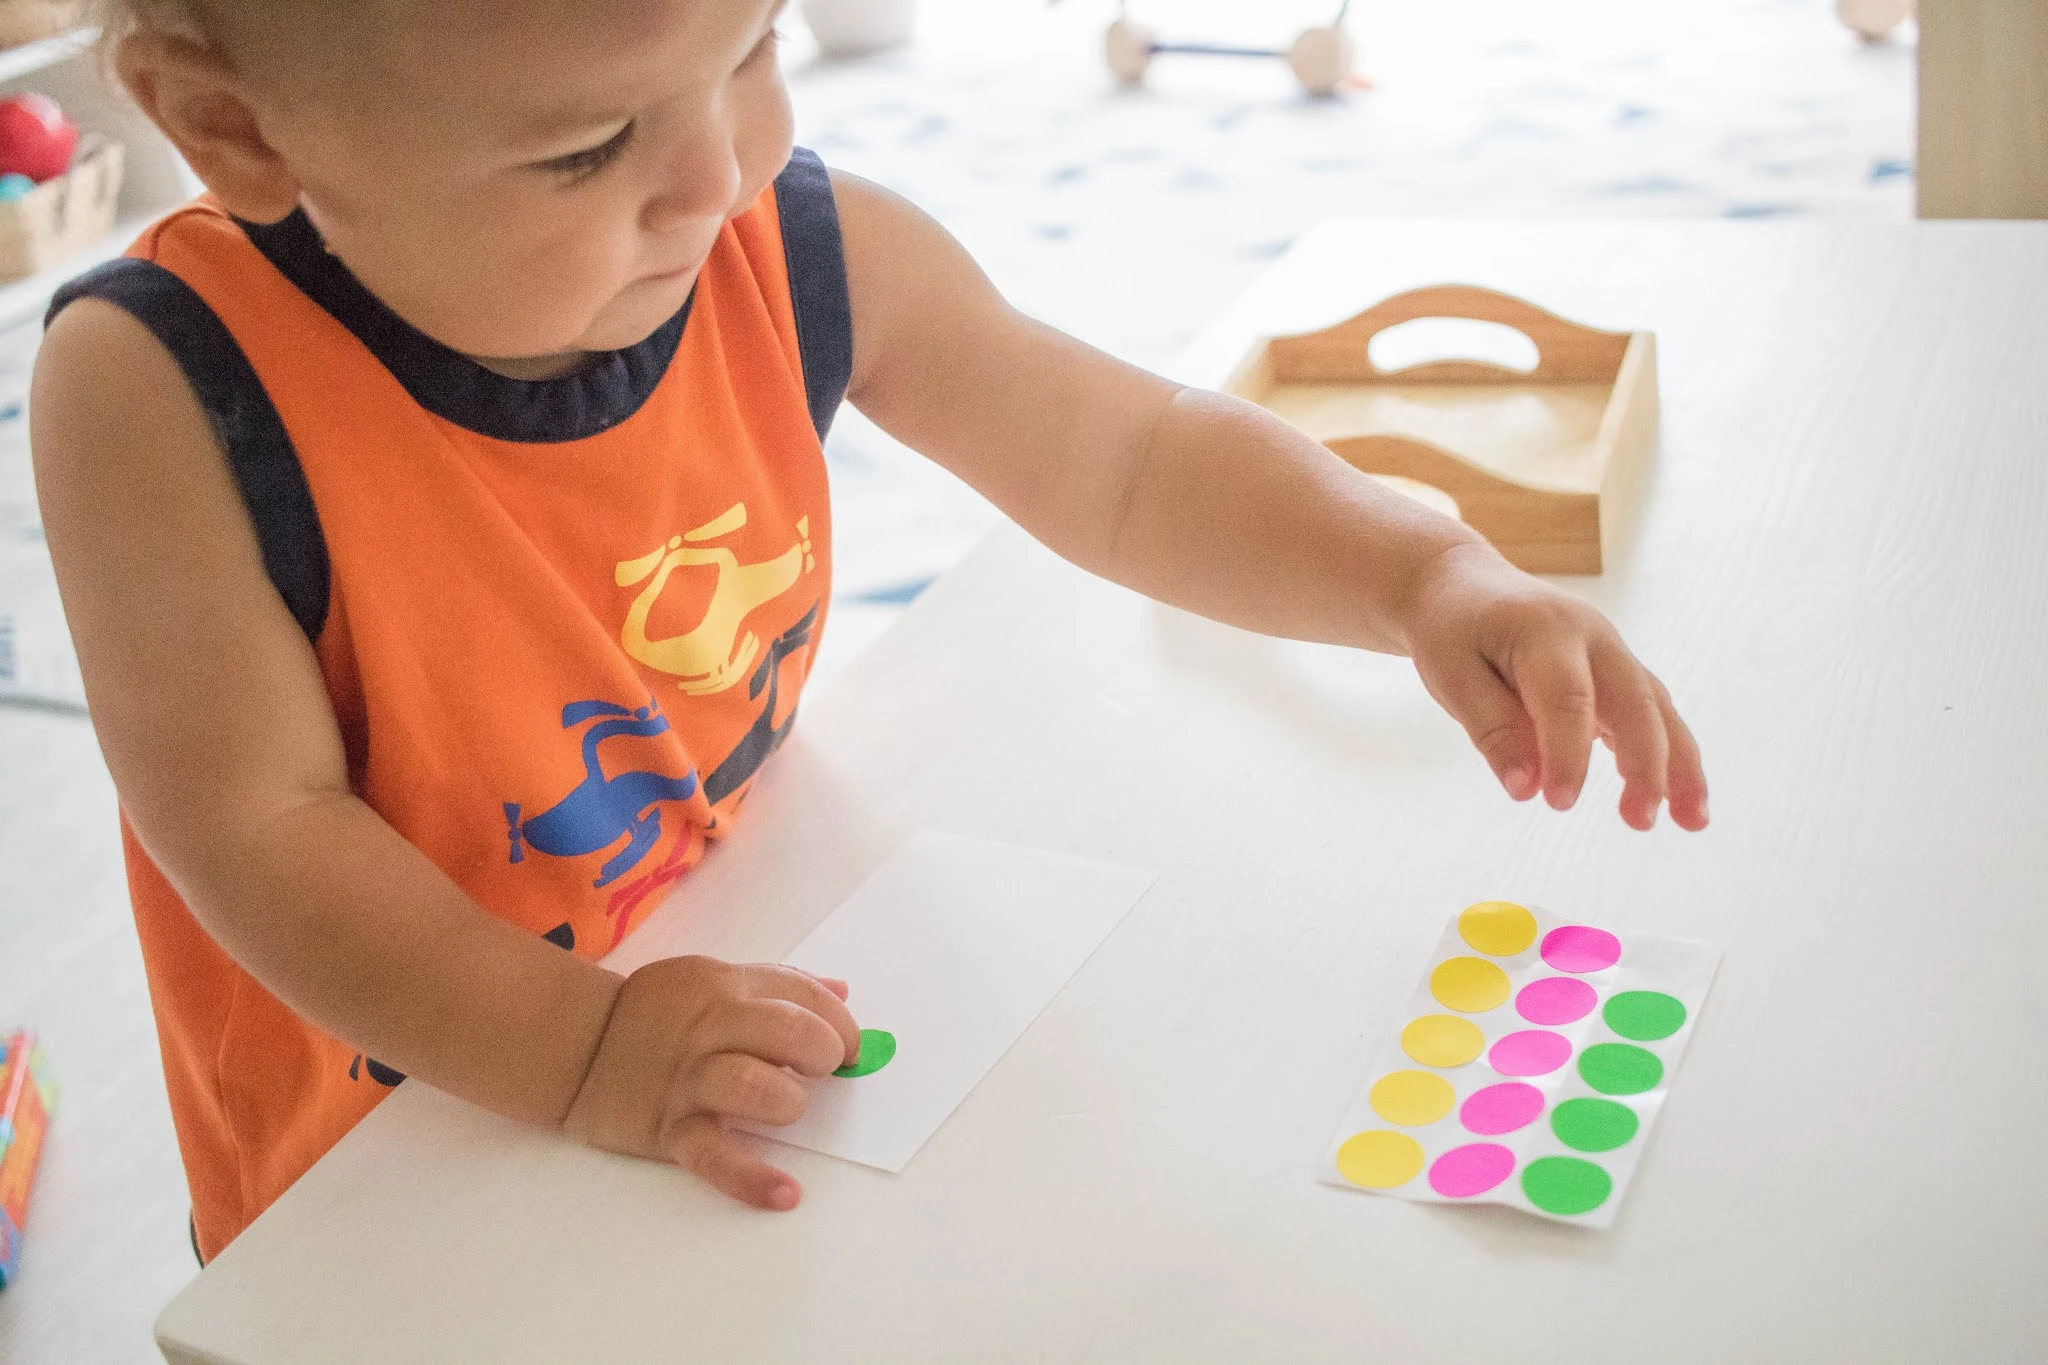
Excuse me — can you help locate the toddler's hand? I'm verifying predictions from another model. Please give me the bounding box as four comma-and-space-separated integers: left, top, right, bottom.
1402, 543, 1708, 832
563, 956, 860, 1211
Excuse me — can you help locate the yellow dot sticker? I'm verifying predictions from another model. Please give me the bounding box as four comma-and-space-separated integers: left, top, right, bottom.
1430, 956, 1511, 1013
1401, 1013, 1486, 1068
1368, 1069, 1456, 1126
1335, 1130, 1426, 1189
1458, 901, 1539, 957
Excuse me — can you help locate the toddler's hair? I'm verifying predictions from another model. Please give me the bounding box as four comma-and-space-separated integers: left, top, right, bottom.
89, 0, 323, 63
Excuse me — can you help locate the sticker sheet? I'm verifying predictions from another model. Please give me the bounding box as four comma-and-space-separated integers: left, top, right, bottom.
1323, 902, 1719, 1228
739, 830, 1156, 1173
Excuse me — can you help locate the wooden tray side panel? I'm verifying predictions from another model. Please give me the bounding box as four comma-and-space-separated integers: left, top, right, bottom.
1221, 338, 1277, 407
1267, 284, 1632, 385
1325, 433, 1603, 574
1592, 332, 1660, 570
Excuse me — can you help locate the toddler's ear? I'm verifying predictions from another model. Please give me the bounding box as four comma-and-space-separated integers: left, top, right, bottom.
115, 29, 301, 224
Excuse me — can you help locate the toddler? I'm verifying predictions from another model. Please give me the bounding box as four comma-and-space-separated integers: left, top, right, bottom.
33, 0, 1706, 1261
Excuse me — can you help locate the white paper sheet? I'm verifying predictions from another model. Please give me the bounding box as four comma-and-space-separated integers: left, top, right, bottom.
1322, 903, 1720, 1228
740, 830, 1156, 1173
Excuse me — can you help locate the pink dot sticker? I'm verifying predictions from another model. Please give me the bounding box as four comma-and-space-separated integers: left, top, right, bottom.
1460, 1082, 1546, 1135
1540, 925, 1622, 974
1489, 1029, 1573, 1076
1428, 1142, 1517, 1198
1516, 975, 1597, 1025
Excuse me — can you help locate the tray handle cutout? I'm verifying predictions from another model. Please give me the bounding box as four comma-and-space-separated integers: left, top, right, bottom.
1266, 284, 1632, 386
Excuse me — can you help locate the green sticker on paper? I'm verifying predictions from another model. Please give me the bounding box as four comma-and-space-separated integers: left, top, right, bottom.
834, 1028, 897, 1078
1521, 1156, 1613, 1215
1550, 1097, 1639, 1153
1603, 990, 1687, 1042
1578, 1042, 1663, 1096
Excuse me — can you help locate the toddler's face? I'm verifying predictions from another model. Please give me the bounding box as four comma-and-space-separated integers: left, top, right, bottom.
246, 0, 793, 368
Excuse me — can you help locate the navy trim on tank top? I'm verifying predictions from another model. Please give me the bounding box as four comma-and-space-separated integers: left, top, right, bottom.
40, 149, 850, 643
48, 260, 333, 642
238, 210, 692, 445
773, 147, 854, 442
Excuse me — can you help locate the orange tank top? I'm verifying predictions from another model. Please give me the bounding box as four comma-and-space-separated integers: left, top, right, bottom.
48, 150, 849, 1261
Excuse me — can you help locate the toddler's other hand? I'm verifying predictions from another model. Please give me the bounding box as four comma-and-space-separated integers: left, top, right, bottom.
563, 956, 859, 1211
1402, 543, 1708, 832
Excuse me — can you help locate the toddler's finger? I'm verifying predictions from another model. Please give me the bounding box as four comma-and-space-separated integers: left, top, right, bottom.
1516, 643, 1597, 810
741, 964, 862, 1066
705, 996, 851, 1077
1657, 685, 1710, 830
664, 1111, 800, 1211
691, 1052, 810, 1128
1590, 638, 1669, 831
1422, 658, 1540, 800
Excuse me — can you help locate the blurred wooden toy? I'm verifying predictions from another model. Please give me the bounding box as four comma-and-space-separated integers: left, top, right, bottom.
0, 1030, 57, 1291
1223, 285, 1658, 575
1837, 0, 1914, 40
1101, 1, 1363, 97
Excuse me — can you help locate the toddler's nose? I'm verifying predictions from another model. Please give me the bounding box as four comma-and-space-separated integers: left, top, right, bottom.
641, 121, 744, 234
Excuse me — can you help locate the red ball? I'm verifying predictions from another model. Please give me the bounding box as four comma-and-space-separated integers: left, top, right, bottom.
0, 93, 79, 184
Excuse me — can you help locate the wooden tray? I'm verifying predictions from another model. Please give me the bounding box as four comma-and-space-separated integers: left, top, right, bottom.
1223, 284, 1657, 574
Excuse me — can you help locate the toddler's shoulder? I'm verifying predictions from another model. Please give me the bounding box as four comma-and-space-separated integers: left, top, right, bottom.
34, 283, 204, 460
38, 199, 268, 433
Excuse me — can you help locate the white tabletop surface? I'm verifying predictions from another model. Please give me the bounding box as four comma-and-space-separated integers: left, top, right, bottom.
145, 219, 2048, 1363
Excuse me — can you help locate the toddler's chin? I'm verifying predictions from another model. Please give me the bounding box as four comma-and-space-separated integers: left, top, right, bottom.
575, 273, 701, 355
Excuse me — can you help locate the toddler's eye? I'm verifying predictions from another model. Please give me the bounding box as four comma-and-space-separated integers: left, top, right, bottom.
744, 24, 782, 66
535, 121, 635, 183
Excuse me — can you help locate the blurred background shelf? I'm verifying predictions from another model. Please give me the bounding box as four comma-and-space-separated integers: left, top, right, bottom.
0, 208, 153, 330
0, 24, 196, 326
0, 25, 95, 84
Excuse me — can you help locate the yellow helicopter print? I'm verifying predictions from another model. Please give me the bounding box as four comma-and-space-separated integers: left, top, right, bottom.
614, 502, 815, 696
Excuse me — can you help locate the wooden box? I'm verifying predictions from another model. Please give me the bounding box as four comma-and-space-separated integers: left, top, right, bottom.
0, 136, 122, 283
1224, 284, 1657, 574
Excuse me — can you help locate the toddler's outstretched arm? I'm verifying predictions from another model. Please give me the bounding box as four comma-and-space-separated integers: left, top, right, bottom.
834, 173, 1706, 831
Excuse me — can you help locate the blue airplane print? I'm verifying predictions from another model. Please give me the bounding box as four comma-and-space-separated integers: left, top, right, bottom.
504, 699, 701, 889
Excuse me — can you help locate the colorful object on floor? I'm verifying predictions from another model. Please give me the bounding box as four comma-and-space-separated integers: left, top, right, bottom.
0, 93, 77, 184
0, 1030, 57, 1291
1322, 903, 1718, 1228
832, 1027, 898, 1078
0, 173, 33, 203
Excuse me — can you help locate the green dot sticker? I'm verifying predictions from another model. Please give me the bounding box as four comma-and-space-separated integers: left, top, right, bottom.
1577, 1042, 1663, 1096
834, 1028, 897, 1079
1604, 990, 1687, 1042
1550, 1097, 1640, 1153
1521, 1155, 1613, 1215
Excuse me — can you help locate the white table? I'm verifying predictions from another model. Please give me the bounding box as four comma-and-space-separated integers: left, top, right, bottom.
154, 221, 2048, 1363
